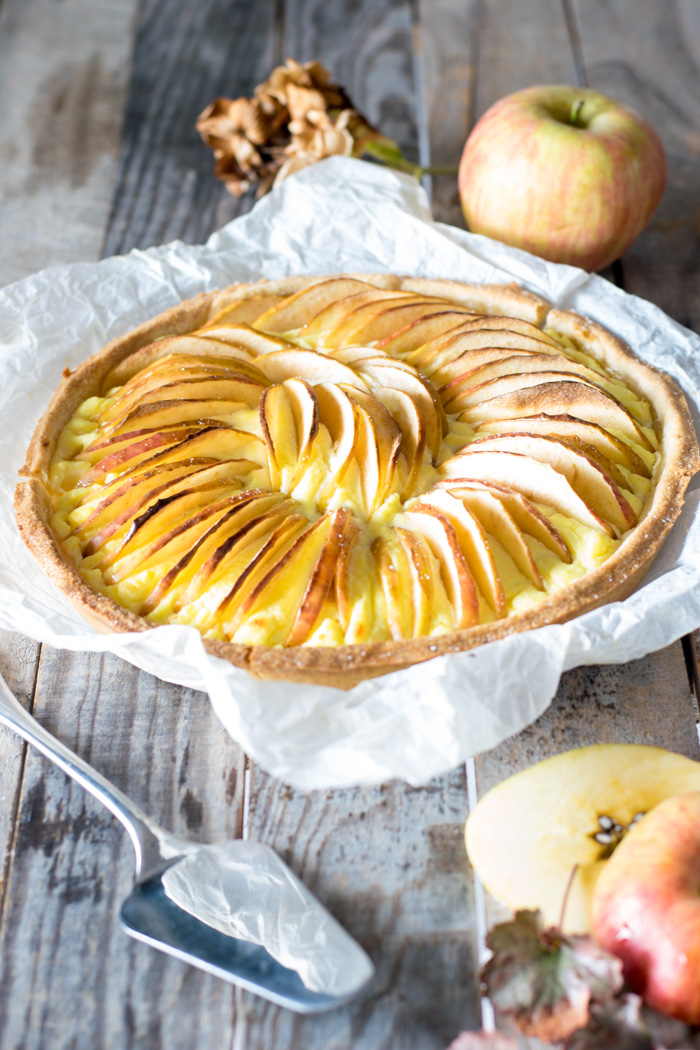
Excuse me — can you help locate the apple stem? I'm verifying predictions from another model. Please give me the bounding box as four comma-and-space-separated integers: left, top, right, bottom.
559, 863, 579, 930
570, 99, 586, 127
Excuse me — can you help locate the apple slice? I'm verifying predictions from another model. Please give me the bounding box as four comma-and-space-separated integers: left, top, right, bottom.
440, 484, 544, 589
285, 507, 352, 646
443, 369, 608, 413
259, 383, 297, 488
252, 278, 383, 334
201, 294, 285, 328
335, 516, 361, 634
396, 527, 434, 637
333, 302, 468, 348
99, 476, 252, 569
413, 489, 505, 615
106, 389, 263, 433
399, 507, 479, 628
440, 352, 608, 401
441, 479, 571, 564
321, 296, 441, 349
195, 324, 291, 358
409, 327, 562, 373
475, 414, 652, 479
224, 515, 334, 641
352, 401, 381, 516
460, 379, 654, 451
376, 387, 427, 498
301, 287, 412, 341
142, 499, 293, 615
468, 434, 637, 533
465, 743, 700, 933
315, 383, 358, 508
282, 378, 320, 484
440, 449, 614, 535
373, 533, 413, 639
253, 347, 367, 390
374, 312, 481, 355
106, 490, 265, 583
104, 335, 267, 389
357, 361, 445, 459
216, 514, 315, 634
77, 426, 208, 484
77, 460, 229, 549
344, 387, 402, 507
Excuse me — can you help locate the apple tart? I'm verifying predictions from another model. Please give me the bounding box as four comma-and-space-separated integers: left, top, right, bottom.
15, 274, 699, 686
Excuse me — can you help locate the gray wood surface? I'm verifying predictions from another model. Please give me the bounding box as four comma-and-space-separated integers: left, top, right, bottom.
0, 0, 699, 1048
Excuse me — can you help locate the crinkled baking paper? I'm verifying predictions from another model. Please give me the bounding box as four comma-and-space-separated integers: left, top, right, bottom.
3, 157, 700, 790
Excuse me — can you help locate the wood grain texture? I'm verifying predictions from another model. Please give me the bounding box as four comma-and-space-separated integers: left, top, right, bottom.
417, 0, 480, 226
0, 0, 139, 288
473, 0, 576, 116
282, 0, 420, 163
0, 632, 40, 929
571, 0, 700, 331
103, 0, 283, 258
0, 647, 245, 1050
241, 769, 479, 1050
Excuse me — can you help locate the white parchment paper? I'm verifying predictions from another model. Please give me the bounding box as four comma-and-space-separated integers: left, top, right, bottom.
4, 156, 700, 790
161, 840, 374, 996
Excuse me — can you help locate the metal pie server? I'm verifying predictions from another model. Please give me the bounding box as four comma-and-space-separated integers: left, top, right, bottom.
0, 672, 374, 1012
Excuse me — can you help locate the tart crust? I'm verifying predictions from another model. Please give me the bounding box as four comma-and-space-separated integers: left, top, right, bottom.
15, 275, 700, 688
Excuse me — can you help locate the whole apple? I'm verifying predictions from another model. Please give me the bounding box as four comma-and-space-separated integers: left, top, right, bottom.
459, 85, 666, 272
591, 792, 700, 1023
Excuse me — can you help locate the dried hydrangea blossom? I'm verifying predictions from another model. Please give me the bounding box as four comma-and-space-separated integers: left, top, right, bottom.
196, 58, 430, 196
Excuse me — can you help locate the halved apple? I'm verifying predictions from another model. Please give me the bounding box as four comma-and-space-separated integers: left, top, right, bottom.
465, 744, 700, 933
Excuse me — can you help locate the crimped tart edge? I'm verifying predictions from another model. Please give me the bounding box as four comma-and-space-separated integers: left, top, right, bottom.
14, 275, 700, 689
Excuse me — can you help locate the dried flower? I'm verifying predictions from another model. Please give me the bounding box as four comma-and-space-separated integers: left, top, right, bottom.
196, 58, 444, 197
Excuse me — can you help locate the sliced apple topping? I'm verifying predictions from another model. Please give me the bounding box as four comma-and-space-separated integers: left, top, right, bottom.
48, 277, 665, 649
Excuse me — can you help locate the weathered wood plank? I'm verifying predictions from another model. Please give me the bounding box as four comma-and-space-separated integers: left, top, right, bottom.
0, 0, 140, 288
417, 0, 480, 226
0, 648, 245, 1050
282, 0, 420, 164
571, 0, 700, 331
0, 632, 40, 928
473, 0, 577, 115
103, 0, 283, 258
241, 769, 479, 1050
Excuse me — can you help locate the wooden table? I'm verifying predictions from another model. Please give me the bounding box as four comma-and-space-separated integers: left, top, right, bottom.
1, 2, 699, 1048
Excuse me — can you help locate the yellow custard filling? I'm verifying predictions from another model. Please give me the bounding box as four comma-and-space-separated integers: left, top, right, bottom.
47, 278, 659, 649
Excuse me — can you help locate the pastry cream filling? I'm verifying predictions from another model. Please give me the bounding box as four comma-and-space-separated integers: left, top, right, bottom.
47, 287, 659, 649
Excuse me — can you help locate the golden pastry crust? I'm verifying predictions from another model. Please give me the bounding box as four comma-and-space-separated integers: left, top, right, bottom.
15, 275, 700, 688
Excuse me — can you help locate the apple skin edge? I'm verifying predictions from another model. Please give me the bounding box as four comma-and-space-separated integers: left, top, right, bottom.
592, 792, 700, 1024
459, 84, 667, 272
